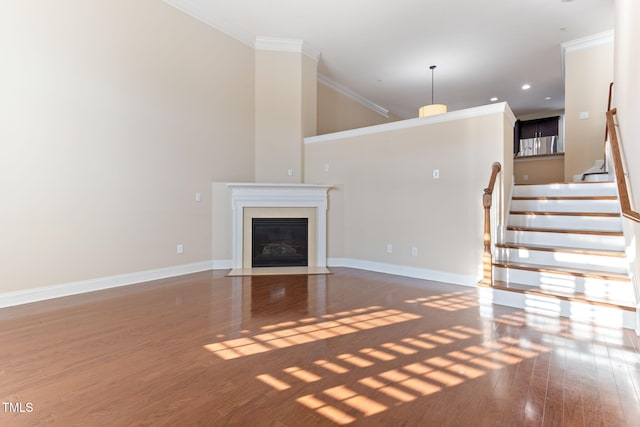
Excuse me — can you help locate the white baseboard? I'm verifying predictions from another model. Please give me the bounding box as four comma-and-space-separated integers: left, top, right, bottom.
0, 261, 214, 309
212, 259, 233, 270
212, 258, 478, 289
327, 258, 477, 288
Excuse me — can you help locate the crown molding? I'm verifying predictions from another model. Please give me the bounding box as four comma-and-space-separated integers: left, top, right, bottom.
163, 0, 255, 47
561, 30, 614, 54
165, 1, 385, 117
164, 1, 320, 61
165, 0, 392, 119
561, 30, 614, 78
318, 74, 390, 118
254, 36, 320, 62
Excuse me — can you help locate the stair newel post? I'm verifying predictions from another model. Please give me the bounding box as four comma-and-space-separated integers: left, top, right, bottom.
481, 162, 502, 286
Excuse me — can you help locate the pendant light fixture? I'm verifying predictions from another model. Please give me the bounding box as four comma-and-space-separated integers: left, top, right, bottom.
418, 65, 447, 117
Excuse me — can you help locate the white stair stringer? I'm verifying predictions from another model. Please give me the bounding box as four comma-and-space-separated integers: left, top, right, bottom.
572, 159, 612, 182
488, 181, 637, 330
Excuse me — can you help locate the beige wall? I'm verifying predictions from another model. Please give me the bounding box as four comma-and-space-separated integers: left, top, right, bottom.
317, 83, 400, 135
564, 40, 613, 181
302, 56, 318, 139
0, 0, 255, 293
614, 0, 640, 306
304, 105, 513, 283
254, 50, 318, 183
615, 0, 640, 204
514, 156, 565, 185
255, 50, 302, 183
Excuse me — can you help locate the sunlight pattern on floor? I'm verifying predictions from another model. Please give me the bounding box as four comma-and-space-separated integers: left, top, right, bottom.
405, 291, 479, 311
204, 307, 421, 359
256, 325, 550, 424
492, 311, 626, 345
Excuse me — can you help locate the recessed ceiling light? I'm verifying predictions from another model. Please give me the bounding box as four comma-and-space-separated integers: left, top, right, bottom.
490, 97, 498, 102
522, 84, 531, 90
545, 96, 552, 100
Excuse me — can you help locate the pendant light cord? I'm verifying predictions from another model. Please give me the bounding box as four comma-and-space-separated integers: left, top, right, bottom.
430, 65, 436, 104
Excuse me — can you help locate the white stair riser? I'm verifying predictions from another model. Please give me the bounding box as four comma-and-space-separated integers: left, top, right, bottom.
508, 214, 622, 232
510, 199, 620, 213
512, 182, 617, 197
513, 182, 616, 197
505, 230, 625, 251
495, 248, 629, 274
493, 267, 635, 302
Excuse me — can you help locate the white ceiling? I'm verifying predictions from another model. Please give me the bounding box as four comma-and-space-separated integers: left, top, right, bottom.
166, 0, 615, 119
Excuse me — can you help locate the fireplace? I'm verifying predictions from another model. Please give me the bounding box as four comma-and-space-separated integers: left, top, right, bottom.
226, 183, 332, 273
252, 218, 308, 267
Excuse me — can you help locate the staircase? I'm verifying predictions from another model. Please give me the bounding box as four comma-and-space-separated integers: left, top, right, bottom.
490, 181, 638, 329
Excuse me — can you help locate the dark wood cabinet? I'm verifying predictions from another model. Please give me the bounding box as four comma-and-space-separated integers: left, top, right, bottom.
514, 116, 560, 155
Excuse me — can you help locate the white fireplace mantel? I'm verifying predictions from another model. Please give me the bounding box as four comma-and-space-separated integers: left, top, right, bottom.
227, 183, 332, 270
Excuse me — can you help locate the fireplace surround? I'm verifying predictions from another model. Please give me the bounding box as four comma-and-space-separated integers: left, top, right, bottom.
227, 183, 332, 274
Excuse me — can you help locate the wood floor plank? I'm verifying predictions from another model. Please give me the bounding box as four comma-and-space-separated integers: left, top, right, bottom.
0, 268, 638, 426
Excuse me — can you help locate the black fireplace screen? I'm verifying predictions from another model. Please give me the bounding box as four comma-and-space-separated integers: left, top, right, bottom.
252, 218, 308, 267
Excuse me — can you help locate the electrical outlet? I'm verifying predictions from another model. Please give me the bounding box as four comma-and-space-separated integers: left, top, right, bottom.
177, 244, 184, 254
386, 244, 393, 253
324, 163, 330, 172
523, 174, 529, 181
433, 169, 440, 179
411, 247, 418, 257
195, 192, 202, 202
287, 169, 293, 176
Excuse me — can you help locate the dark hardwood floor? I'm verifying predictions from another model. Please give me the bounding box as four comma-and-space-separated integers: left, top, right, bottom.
1, 268, 639, 426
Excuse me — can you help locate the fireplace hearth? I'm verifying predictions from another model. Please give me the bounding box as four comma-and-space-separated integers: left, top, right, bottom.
252, 218, 308, 267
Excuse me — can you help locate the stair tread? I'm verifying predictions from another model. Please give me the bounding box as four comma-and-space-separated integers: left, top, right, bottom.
492, 261, 630, 281
491, 280, 636, 311
512, 196, 617, 200
510, 211, 620, 217
507, 226, 623, 236
514, 182, 615, 186
496, 242, 626, 258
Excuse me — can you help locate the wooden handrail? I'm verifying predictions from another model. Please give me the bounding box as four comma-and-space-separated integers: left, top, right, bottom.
481, 162, 502, 285
604, 82, 614, 143
606, 108, 640, 222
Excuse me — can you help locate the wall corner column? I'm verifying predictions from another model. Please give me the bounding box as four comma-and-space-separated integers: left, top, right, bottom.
254, 37, 319, 183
